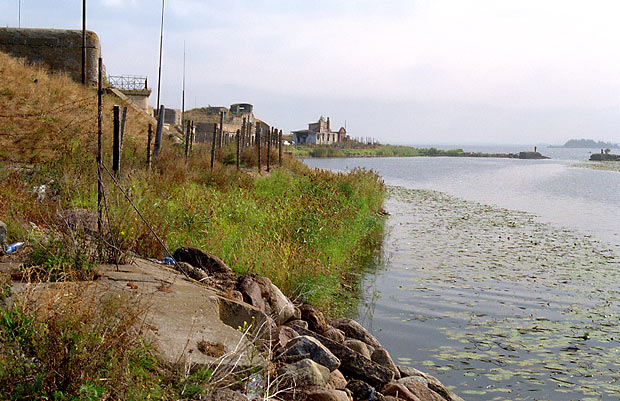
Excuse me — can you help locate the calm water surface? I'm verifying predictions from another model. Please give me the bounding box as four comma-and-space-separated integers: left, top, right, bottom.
304, 147, 620, 400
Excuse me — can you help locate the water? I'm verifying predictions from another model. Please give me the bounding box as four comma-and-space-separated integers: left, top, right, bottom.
304, 146, 620, 400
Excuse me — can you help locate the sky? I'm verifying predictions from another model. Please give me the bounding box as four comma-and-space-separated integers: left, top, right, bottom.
2, 0, 620, 145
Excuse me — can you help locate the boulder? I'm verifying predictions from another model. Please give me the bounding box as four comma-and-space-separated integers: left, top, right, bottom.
323, 327, 346, 343
330, 318, 381, 349
275, 335, 340, 372
382, 383, 420, 401
307, 389, 352, 401
346, 380, 377, 401
277, 359, 330, 389
175, 261, 209, 282
295, 327, 394, 387
0, 221, 6, 255
287, 319, 309, 331
57, 209, 102, 235
344, 339, 372, 360
398, 366, 464, 401
396, 376, 445, 401
270, 325, 299, 349
252, 276, 296, 325
173, 246, 232, 274
371, 347, 400, 380
238, 275, 266, 311
300, 304, 329, 333
326, 369, 348, 390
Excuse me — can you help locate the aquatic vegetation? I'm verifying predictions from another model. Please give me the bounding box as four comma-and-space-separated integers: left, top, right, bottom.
360, 186, 620, 400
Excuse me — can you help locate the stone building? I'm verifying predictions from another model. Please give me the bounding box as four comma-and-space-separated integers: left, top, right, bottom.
192, 103, 268, 145
292, 116, 346, 145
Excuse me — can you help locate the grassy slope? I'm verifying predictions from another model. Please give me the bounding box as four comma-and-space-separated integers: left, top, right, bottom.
0, 50, 386, 399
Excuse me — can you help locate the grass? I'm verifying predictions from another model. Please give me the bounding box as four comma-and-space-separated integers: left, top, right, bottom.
0, 49, 386, 399
292, 144, 465, 158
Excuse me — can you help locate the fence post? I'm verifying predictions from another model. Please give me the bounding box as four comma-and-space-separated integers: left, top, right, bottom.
190, 121, 194, 152
120, 106, 127, 150
147, 123, 152, 169
184, 119, 191, 161
218, 111, 224, 148
154, 105, 165, 157
241, 117, 246, 152
113, 105, 121, 175
236, 129, 240, 170
210, 122, 216, 172
97, 57, 103, 235
267, 127, 271, 172
279, 129, 283, 167
256, 122, 261, 173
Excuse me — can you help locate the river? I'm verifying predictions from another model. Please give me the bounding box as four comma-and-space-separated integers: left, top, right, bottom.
304, 146, 620, 401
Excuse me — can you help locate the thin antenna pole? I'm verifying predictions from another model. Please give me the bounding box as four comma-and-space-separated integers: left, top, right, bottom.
181, 41, 186, 144
155, 0, 165, 113
18, 0, 21, 28
82, 0, 86, 85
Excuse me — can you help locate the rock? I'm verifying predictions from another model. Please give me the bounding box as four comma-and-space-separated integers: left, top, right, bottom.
175, 261, 209, 282
295, 327, 394, 387
396, 376, 445, 401
238, 275, 265, 311
56, 209, 101, 235
277, 358, 330, 389
173, 246, 232, 275
323, 327, 346, 343
398, 366, 464, 401
346, 380, 377, 400
330, 318, 381, 349
0, 221, 7, 255
275, 335, 340, 371
270, 325, 299, 349
267, 282, 297, 325
326, 369, 348, 390
287, 319, 309, 331
231, 290, 244, 302
300, 304, 329, 333
200, 388, 248, 401
344, 339, 372, 360
307, 389, 352, 401
371, 347, 400, 380
382, 383, 420, 401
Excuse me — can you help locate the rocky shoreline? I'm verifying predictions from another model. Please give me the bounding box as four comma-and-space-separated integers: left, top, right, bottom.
172, 246, 465, 401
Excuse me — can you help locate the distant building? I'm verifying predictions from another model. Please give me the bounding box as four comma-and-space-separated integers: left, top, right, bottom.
193, 103, 266, 145
292, 116, 347, 145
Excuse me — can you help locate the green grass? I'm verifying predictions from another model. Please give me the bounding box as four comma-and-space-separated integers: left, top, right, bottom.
291, 144, 465, 158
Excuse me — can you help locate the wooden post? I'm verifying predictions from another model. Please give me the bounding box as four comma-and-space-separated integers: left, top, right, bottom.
266, 127, 271, 172
113, 105, 121, 175
256, 122, 261, 172
184, 119, 191, 161
236, 129, 240, 170
120, 106, 127, 149
210, 122, 216, 172
147, 123, 152, 169
279, 129, 283, 167
154, 105, 165, 157
218, 111, 224, 148
190, 121, 194, 152
97, 57, 103, 235
241, 117, 246, 152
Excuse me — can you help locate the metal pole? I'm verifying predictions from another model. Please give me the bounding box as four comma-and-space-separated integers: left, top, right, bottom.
184, 119, 191, 161
279, 129, 283, 167
153, 105, 165, 157
155, 0, 165, 113
97, 57, 103, 235
18, 0, 21, 28
82, 0, 86, 85
147, 124, 152, 169
181, 41, 185, 144
236, 129, 240, 170
267, 127, 271, 172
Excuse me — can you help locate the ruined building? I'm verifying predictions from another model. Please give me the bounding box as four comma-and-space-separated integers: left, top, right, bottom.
292, 116, 347, 145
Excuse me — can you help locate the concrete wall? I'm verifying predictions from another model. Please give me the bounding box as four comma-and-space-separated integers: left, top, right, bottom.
0, 28, 102, 85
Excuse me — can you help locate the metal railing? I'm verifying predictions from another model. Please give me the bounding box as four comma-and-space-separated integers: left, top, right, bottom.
108, 75, 149, 91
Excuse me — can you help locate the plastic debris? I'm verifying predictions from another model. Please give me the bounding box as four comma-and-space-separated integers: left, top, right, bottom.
6, 242, 24, 254
162, 257, 175, 265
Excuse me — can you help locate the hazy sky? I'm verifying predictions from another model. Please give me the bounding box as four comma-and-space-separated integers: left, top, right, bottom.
2, 0, 620, 145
